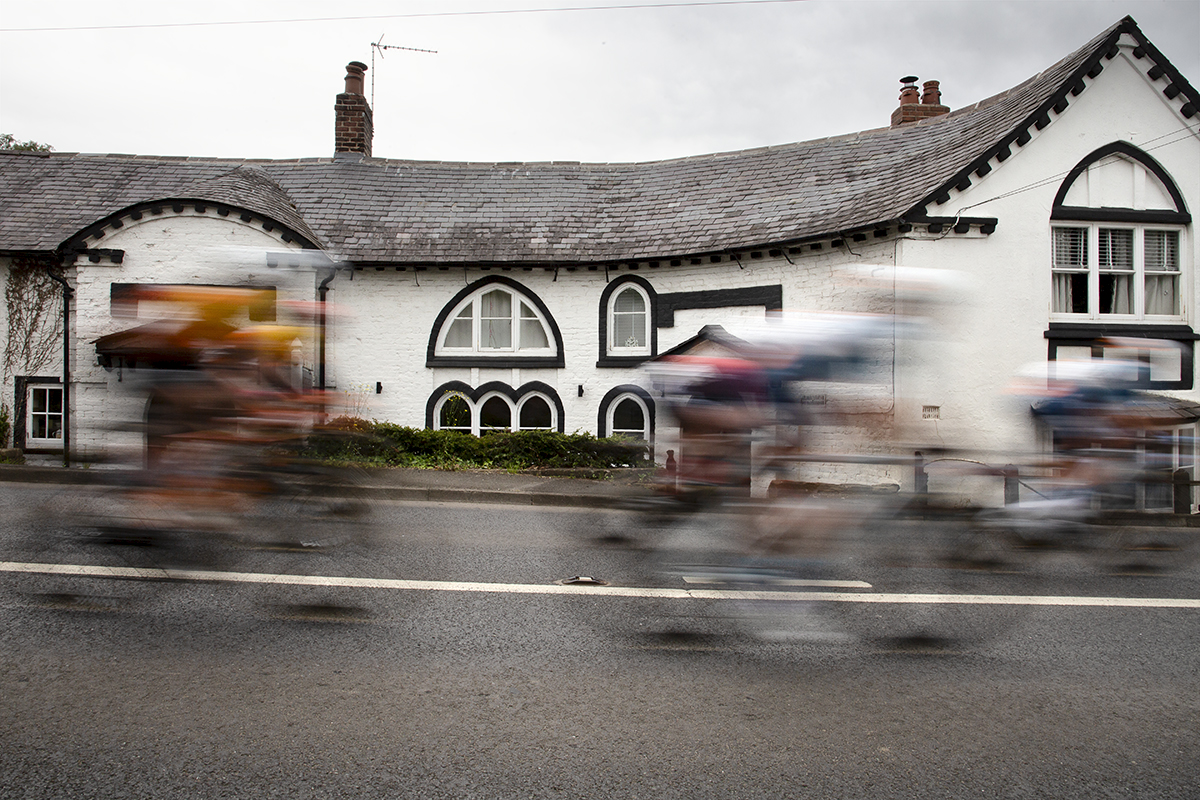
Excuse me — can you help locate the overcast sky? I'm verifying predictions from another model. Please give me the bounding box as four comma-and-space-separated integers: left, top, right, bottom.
1, 1, 1197, 164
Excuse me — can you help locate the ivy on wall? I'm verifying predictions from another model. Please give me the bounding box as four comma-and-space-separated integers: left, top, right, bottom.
3, 257, 64, 386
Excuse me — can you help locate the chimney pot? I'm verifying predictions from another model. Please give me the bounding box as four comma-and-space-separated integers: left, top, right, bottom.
335, 61, 373, 156
891, 77, 950, 127
921, 80, 941, 105
344, 61, 367, 96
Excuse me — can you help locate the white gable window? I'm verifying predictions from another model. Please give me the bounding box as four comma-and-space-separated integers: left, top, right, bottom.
1050, 143, 1190, 323
608, 284, 650, 356
436, 285, 555, 356
1052, 225, 1183, 319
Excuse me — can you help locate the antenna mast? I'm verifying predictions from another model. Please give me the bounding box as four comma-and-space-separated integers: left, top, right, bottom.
370, 34, 438, 109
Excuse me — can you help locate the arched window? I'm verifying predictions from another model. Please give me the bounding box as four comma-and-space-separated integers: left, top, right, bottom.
478, 394, 514, 433
427, 382, 564, 435
598, 276, 657, 365
611, 397, 648, 439
610, 285, 650, 354
598, 385, 654, 443
517, 394, 554, 431
429, 278, 562, 367
435, 392, 472, 433
1050, 142, 1190, 322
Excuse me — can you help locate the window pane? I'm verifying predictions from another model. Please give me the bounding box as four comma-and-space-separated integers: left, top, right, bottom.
32, 416, 47, 439
479, 289, 511, 317
519, 396, 552, 429
1053, 273, 1088, 314
518, 302, 549, 349
614, 288, 645, 314
480, 396, 511, 430
1099, 273, 1133, 314
613, 312, 646, 348
1147, 345, 1181, 382
1052, 229, 1088, 314
612, 288, 648, 348
1145, 274, 1179, 315
479, 290, 512, 349
48, 390, 62, 414
444, 305, 473, 347
1145, 231, 1180, 315
612, 398, 645, 433
32, 389, 46, 413
481, 319, 512, 349
438, 395, 471, 429
1098, 229, 1133, 270
1145, 231, 1179, 272
1054, 228, 1087, 267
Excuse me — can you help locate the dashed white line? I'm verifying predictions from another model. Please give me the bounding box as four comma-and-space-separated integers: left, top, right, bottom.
2, 561, 1199, 607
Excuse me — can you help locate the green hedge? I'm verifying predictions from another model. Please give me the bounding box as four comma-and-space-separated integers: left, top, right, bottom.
300, 417, 649, 470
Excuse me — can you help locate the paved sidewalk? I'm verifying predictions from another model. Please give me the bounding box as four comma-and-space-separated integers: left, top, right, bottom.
0, 462, 656, 509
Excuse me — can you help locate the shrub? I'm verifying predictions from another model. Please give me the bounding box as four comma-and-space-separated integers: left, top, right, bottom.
302, 418, 648, 470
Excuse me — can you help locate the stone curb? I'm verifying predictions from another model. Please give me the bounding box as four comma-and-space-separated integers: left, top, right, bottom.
0, 464, 631, 509
3, 464, 1199, 523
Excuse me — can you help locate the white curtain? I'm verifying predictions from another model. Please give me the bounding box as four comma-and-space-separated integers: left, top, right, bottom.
479, 290, 512, 349
1145, 274, 1179, 315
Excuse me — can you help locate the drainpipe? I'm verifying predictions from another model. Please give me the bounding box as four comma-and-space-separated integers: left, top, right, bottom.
45, 267, 72, 468
317, 267, 338, 392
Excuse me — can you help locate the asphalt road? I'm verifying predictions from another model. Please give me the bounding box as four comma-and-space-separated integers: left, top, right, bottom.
1, 485, 1198, 799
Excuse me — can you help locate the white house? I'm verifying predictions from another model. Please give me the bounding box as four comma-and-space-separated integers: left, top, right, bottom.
1, 16, 1197, 507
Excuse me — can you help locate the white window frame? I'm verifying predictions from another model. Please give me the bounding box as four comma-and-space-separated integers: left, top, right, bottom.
516, 393, 556, 431
26, 384, 64, 450
477, 392, 516, 434
435, 285, 556, 357
1051, 224, 1186, 322
433, 391, 473, 434
607, 283, 652, 357
432, 390, 557, 436
605, 392, 651, 442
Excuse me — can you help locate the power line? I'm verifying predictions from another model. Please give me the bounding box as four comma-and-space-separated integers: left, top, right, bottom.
0, 1, 810, 33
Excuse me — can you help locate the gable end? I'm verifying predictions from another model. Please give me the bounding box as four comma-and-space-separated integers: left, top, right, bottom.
906, 16, 1199, 221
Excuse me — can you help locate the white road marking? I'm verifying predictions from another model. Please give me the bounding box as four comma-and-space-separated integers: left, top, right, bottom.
681, 576, 873, 588
2, 560, 1200, 608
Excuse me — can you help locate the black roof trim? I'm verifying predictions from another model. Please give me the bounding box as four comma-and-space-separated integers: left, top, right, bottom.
904, 16, 1198, 224
58, 198, 322, 255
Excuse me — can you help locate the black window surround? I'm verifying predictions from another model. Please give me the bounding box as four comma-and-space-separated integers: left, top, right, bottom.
597, 384, 656, 439
1050, 141, 1191, 224
597, 276, 658, 368
426, 276, 565, 369
14, 375, 63, 454
597, 281, 783, 367
425, 380, 565, 432
1045, 323, 1197, 390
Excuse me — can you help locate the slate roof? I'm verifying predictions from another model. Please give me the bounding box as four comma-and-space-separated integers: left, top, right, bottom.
1, 16, 1193, 266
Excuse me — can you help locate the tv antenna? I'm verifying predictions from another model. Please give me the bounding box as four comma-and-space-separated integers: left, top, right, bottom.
370, 35, 438, 108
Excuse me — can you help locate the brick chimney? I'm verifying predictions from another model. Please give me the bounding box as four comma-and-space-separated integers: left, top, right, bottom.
891, 77, 950, 126
335, 61, 373, 156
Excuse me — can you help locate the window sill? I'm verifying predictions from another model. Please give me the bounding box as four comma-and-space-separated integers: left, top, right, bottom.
427, 355, 564, 368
